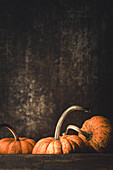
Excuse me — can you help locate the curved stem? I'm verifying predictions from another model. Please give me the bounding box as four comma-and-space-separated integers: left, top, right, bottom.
62, 124, 90, 139
54, 105, 91, 140
0, 123, 19, 141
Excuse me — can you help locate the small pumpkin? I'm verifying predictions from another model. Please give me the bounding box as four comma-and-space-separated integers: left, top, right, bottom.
0, 123, 36, 154
63, 115, 113, 153
32, 106, 87, 154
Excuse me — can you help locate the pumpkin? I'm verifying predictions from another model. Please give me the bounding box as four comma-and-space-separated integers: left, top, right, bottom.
63, 114, 113, 153
32, 106, 87, 154
0, 123, 36, 154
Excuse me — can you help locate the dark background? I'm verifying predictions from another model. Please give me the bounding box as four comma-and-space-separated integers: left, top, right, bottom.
0, 0, 113, 141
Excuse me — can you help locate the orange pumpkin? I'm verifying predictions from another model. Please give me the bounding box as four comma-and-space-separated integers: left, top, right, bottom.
32, 135, 86, 154
78, 115, 113, 152
63, 113, 113, 153
32, 106, 87, 154
0, 123, 36, 154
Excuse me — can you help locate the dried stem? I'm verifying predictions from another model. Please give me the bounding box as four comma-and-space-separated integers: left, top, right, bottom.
0, 123, 19, 141
54, 105, 91, 140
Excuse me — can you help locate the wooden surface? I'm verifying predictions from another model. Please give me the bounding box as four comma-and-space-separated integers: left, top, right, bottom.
0, 154, 113, 170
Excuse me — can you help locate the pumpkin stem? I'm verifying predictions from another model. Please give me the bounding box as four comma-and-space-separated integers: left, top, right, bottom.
54, 105, 91, 140
0, 123, 19, 141
62, 124, 91, 140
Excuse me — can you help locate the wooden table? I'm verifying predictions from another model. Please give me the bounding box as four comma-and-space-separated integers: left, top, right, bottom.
0, 154, 113, 170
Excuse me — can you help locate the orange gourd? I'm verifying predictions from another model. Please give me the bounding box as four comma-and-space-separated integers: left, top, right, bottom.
32, 106, 87, 154
63, 107, 113, 153
78, 116, 113, 152
0, 124, 36, 154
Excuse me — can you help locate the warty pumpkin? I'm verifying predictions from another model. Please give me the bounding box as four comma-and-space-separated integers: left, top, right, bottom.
63, 113, 113, 153
0, 123, 36, 154
32, 106, 87, 154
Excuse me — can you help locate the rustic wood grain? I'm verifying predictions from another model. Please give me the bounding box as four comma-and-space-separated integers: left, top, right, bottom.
0, 154, 113, 170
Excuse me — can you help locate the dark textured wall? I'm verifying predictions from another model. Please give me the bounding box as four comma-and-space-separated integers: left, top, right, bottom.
0, 0, 113, 140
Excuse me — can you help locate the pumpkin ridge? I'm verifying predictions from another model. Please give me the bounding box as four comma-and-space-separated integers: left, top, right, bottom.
44, 142, 51, 154
24, 139, 36, 147
32, 143, 40, 154
90, 139, 100, 151
0, 140, 12, 154
39, 141, 51, 154
32, 138, 53, 154
20, 140, 29, 154
18, 141, 22, 154
66, 138, 75, 153
53, 141, 55, 153
26, 142, 33, 154
8, 141, 22, 154
66, 135, 85, 152
38, 141, 51, 154
19, 140, 22, 154
60, 137, 72, 154
24, 140, 32, 147
53, 140, 62, 154
8, 141, 16, 154
46, 141, 55, 154
63, 135, 77, 152
59, 139, 64, 154
25, 141, 32, 154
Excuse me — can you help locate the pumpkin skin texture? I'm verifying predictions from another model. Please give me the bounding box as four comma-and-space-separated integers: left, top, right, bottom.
32, 135, 86, 154
57, 106, 113, 153
0, 124, 36, 154
32, 106, 88, 154
78, 116, 113, 153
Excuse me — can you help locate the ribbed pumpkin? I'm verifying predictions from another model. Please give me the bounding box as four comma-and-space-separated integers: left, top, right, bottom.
0, 124, 36, 154
78, 115, 113, 152
63, 112, 113, 153
32, 106, 87, 154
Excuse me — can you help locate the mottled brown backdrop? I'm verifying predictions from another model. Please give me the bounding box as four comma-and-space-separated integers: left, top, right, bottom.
0, 0, 113, 141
